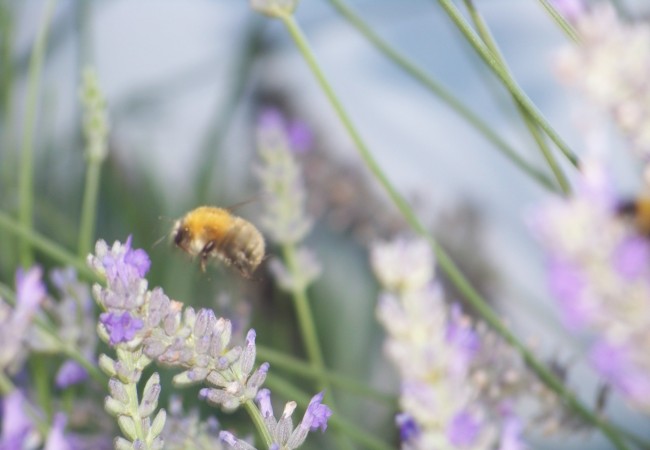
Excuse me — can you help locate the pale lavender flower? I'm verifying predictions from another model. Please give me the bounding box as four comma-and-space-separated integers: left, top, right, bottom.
44, 413, 71, 450
55, 360, 89, 389
0, 266, 46, 374
162, 396, 223, 450
447, 410, 481, 447
531, 160, 650, 411
551, 0, 585, 21
255, 108, 313, 245
253, 388, 331, 449
371, 238, 573, 448
99, 311, 144, 346
0, 390, 36, 449
219, 431, 256, 450
370, 238, 433, 294
554, 4, 650, 161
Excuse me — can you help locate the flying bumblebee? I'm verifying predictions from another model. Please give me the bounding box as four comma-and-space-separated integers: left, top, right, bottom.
171, 206, 265, 278
616, 197, 650, 236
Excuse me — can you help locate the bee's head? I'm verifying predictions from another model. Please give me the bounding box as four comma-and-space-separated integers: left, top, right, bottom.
171, 220, 191, 251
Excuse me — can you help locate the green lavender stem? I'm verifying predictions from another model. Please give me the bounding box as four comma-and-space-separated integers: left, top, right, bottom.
279, 12, 629, 450
0, 210, 98, 281
433, 0, 579, 167
244, 400, 274, 447
462, 0, 570, 195
326, 0, 559, 193
257, 345, 395, 405
18, 0, 56, 268
535, 0, 580, 42
280, 244, 355, 450
78, 159, 103, 258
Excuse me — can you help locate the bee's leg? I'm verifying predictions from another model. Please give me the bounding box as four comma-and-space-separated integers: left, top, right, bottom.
200, 241, 216, 272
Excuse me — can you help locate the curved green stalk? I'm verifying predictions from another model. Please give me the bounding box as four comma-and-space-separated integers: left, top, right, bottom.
462, 0, 570, 195
257, 345, 395, 405
78, 160, 103, 258
18, 0, 56, 268
0, 210, 98, 281
280, 244, 355, 450
326, 0, 559, 193
265, 373, 393, 450
244, 400, 274, 447
536, 0, 580, 42
434, 0, 579, 167
279, 13, 628, 450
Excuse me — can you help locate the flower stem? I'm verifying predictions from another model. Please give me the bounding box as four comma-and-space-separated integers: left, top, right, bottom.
78, 155, 103, 258
326, 0, 559, 193
0, 209, 98, 281
462, 0, 570, 195
244, 399, 274, 447
279, 12, 628, 450
433, 0, 579, 168
281, 244, 325, 372
257, 345, 395, 406
535, 0, 580, 42
18, 0, 56, 268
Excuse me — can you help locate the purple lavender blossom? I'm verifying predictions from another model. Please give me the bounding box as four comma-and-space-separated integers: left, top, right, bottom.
591, 341, 650, 404
395, 413, 419, 443
531, 160, 650, 410
302, 391, 332, 432
99, 311, 144, 346
546, 258, 593, 329
14, 266, 46, 326
256, 388, 273, 418
55, 360, 89, 389
44, 413, 70, 450
611, 236, 650, 280
0, 390, 33, 449
551, 0, 585, 20
446, 410, 481, 447
101, 235, 150, 286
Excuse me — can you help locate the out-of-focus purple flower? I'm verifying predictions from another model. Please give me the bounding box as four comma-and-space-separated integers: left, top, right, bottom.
611, 236, 650, 280
99, 311, 144, 346
0, 390, 33, 449
14, 266, 46, 326
287, 121, 313, 154
55, 360, 89, 389
370, 238, 433, 294
498, 415, 525, 450
303, 391, 331, 432
591, 341, 650, 404
44, 413, 71, 450
447, 410, 481, 446
531, 160, 650, 411
1, 267, 47, 374
396, 413, 419, 443
256, 107, 313, 245
546, 258, 594, 329
551, 0, 585, 21
446, 304, 480, 374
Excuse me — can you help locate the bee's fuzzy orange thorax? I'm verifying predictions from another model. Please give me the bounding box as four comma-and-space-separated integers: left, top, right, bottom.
182, 206, 235, 240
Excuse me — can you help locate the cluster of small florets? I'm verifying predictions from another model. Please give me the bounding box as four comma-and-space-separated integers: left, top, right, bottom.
87, 236, 331, 449
530, 161, 650, 412
370, 238, 573, 449
255, 108, 321, 292
554, 3, 650, 163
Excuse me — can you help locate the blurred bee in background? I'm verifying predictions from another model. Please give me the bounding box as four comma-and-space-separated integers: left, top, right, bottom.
616, 197, 650, 235
171, 206, 265, 278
